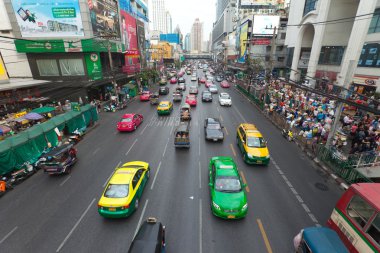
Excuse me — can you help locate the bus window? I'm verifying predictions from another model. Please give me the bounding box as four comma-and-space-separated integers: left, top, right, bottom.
347, 195, 375, 228
367, 214, 380, 246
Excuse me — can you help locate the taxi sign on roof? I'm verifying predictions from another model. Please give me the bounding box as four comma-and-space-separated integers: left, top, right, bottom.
116, 171, 134, 174
219, 165, 234, 169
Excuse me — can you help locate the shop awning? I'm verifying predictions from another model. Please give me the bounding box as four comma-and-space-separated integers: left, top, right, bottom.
32, 106, 55, 114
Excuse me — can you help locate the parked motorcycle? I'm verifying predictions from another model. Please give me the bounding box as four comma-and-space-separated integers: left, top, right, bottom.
104, 104, 116, 112
282, 128, 294, 141
10, 162, 35, 185
68, 129, 84, 144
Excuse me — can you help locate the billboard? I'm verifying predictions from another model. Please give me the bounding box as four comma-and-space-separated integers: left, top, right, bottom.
238, 21, 249, 63
252, 15, 280, 36
10, 0, 84, 37
88, 0, 120, 39
240, 0, 277, 6
0, 54, 9, 83
136, 19, 146, 65
159, 34, 180, 44
120, 11, 137, 50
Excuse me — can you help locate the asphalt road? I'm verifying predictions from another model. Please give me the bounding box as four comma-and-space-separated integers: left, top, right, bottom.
0, 67, 344, 253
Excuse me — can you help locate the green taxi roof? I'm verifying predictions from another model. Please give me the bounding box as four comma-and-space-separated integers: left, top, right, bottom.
213, 157, 239, 177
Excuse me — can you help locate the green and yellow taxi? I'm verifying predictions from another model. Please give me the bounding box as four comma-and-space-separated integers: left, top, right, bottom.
236, 123, 270, 165
209, 156, 248, 219
98, 161, 150, 218
157, 101, 173, 115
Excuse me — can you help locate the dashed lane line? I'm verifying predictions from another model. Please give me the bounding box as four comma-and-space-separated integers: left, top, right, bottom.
133, 199, 149, 238
199, 161, 202, 189
0, 226, 18, 245
162, 138, 170, 157
224, 126, 229, 136
92, 147, 100, 155
257, 219, 273, 253
240, 171, 250, 193
150, 161, 162, 190
59, 176, 71, 187
230, 143, 237, 157
125, 139, 138, 156
199, 199, 203, 253
140, 124, 149, 135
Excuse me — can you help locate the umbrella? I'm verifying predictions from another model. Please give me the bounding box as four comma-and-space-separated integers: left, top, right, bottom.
24, 112, 43, 120
0, 125, 11, 135
31, 106, 55, 114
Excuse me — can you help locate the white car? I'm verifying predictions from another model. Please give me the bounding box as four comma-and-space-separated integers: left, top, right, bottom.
191, 76, 197, 81
219, 92, 232, 106
209, 84, 218, 94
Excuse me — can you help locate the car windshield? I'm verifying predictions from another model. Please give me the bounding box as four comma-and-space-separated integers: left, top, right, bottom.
104, 184, 129, 198
247, 137, 266, 148
159, 104, 168, 108
210, 85, 217, 89
221, 94, 230, 99
215, 176, 241, 192
207, 123, 221, 130
120, 118, 132, 122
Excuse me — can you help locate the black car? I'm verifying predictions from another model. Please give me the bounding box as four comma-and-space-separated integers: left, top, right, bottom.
178, 77, 185, 83
128, 217, 166, 253
204, 118, 224, 141
159, 86, 169, 95
202, 91, 213, 102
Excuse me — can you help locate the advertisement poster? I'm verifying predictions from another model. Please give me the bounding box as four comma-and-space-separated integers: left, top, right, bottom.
136, 19, 146, 65
11, 0, 84, 37
84, 52, 103, 80
0, 54, 9, 83
252, 16, 280, 36
88, 0, 120, 39
238, 21, 249, 63
120, 10, 139, 70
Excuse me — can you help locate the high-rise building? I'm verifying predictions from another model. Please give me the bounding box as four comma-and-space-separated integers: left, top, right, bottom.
151, 0, 167, 33
166, 11, 172, 33
184, 33, 191, 52
191, 18, 203, 52
216, 0, 229, 21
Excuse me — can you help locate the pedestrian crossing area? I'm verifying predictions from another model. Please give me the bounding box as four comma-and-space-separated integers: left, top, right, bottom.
146, 116, 199, 127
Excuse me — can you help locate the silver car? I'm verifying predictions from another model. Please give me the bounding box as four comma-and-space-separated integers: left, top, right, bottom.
209, 84, 218, 94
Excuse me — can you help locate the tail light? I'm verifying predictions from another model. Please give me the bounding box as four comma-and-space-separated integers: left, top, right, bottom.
98, 204, 103, 209
121, 205, 129, 210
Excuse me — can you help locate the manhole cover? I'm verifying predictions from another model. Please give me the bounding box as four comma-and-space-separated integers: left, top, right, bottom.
315, 182, 329, 191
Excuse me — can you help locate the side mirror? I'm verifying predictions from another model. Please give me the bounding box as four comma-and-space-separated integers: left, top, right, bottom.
221, 125, 224, 128
242, 183, 247, 188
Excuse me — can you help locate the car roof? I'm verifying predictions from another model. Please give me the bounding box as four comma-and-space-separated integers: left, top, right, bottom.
110, 168, 136, 184
159, 101, 170, 105
128, 221, 164, 253
220, 92, 229, 96
207, 118, 220, 124
122, 113, 134, 118
214, 157, 238, 177
303, 227, 349, 253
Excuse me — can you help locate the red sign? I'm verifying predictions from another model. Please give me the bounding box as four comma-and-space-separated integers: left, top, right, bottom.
124, 50, 139, 56
252, 38, 271, 45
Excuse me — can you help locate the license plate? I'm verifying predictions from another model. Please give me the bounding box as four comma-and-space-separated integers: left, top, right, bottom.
256, 160, 262, 164
213, 138, 217, 141
108, 207, 116, 211
227, 215, 235, 219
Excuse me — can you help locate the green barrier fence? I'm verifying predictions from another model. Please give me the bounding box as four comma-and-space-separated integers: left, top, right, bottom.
236, 85, 265, 110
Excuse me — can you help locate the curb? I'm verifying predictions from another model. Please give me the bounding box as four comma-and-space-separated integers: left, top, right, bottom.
234, 86, 350, 191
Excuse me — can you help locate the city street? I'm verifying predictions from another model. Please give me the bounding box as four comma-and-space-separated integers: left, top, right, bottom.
0, 69, 344, 253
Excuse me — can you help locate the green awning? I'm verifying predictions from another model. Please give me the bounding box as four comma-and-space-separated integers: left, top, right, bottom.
8, 132, 29, 148
80, 104, 92, 113
50, 114, 66, 126
0, 139, 12, 153
24, 125, 44, 139
32, 106, 56, 114
39, 120, 57, 132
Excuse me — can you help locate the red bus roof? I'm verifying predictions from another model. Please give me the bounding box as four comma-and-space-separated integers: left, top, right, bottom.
352, 183, 380, 210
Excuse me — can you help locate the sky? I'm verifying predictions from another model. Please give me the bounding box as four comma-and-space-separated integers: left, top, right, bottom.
164, 0, 216, 39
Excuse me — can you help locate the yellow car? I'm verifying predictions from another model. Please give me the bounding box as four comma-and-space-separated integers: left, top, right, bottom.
157, 101, 173, 115
98, 161, 150, 218
236, 123, 270, 165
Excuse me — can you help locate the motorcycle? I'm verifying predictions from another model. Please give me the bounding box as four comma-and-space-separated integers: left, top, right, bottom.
282, 128, 294, 141
68, 129, 84, 144
10, 162, 36, 185
0, 176, 14, 197
104, 104, 116, 112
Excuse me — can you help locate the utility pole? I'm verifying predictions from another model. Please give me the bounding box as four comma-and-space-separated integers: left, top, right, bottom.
107, 43, 119, 103
268, 26, 277, 80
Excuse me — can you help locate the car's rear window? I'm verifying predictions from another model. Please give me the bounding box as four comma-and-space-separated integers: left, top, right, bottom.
208, 123, 221, 130
121, 118, 132, 122
104, 184, 129, 198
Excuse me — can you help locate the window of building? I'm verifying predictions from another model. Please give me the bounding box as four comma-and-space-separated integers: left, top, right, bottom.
368, 9, 380, 34
318, 46, 345, 65
347, 195, 375, 229
303, 0, 318, 16
278, 57, 285, 62
266, 46, 271, 52
276, 46, 284, 51
59, 59, 85, 76
36, 59, 59, 76
358, 43, 380, 68
280, 33, 286, 40
286, 47, 294, 67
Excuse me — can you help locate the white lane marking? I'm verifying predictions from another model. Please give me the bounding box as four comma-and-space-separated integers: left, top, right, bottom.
198, 139, 201, 156
125, 139, 138, 156
150, 161, 162, 190
272, 157, 319, 225
140, 124, 149, 135
199, 199, 203, 253
199, 161, 202, 189
0, 226, 18, 245
162, 138, 169, 157
103, 161, 121, 187
59, 176, 71, 187
92, 147, 100, 155
233, 107, 247, 122
170, 124, 175, 134
56, 198, 95, 252
133, 199, 149, 238
216, 107, 220, 112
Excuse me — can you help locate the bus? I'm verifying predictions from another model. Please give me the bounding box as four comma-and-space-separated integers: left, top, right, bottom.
327, 183, 380, 252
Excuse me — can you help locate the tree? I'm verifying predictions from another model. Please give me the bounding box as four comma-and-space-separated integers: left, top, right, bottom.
244, 56, 264, 93
136, 68, 159, 86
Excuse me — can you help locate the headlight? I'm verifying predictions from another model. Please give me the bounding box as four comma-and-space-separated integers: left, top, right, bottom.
247, 154, 253, 159
212, 201, 221, 210
242, 203, 248, 210
265, 155, 270, 159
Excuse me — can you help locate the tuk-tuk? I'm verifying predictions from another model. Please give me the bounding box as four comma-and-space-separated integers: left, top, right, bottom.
150, 93, 160, 105
39, 144, 77, 175
293, 227, 349, 253
180, 104, 191, 121
172, 91, 182, 102
174, 122, 190, 148
128, 217, 166, 253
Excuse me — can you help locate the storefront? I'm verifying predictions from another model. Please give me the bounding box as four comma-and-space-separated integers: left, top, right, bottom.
352, 75, 379, 95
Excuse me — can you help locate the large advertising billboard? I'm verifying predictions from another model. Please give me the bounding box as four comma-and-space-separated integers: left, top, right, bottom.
136, 19, 146, 65
88, 0, 120, 39
240, 0, 277, 6
252, 15, 280, 36
238, 21, 249, 63
160, 34, 180, 44
10, 0, 84, 37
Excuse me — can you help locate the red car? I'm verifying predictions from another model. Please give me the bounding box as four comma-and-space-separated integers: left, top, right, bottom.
140, 91, 152, 101
186, 95, 197, 106
117, 113, 143, 132
205, 80, 213, 88
170, 77, 177, 84
220, 80, 230, 88
200, 77, 206, 84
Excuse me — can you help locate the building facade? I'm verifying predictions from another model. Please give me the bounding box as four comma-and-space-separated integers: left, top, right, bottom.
191, 18, 203, 52
286, 0, 380, 95
151, 0, 167, 33
166, 11, 172, 33
184, 33, 191, 52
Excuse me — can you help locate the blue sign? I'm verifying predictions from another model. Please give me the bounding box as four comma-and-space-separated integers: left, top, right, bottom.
160, 34, 180, 44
